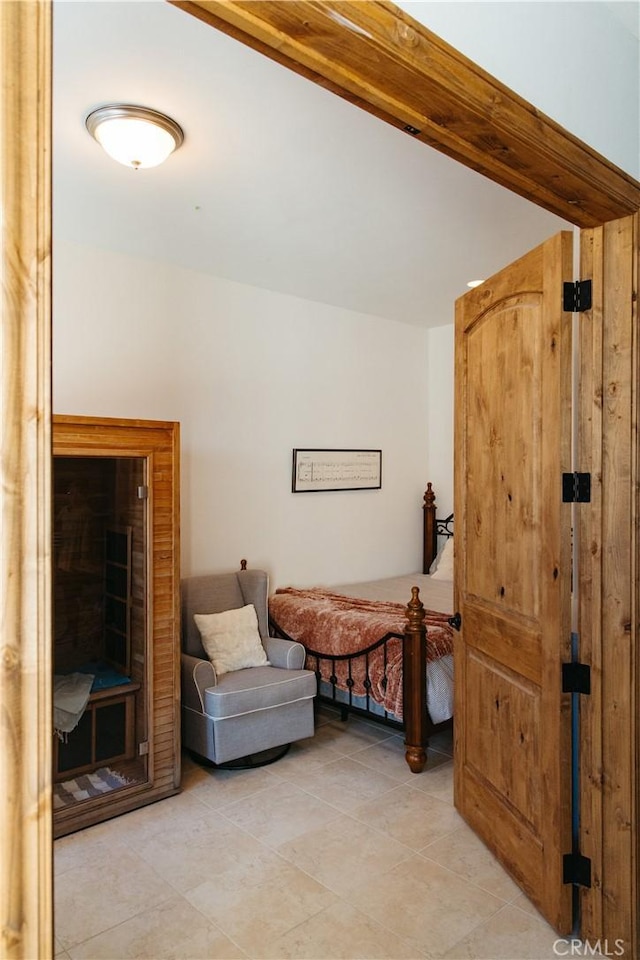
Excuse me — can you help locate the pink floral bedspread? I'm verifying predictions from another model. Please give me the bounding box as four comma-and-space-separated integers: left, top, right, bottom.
268, 587, 452, 719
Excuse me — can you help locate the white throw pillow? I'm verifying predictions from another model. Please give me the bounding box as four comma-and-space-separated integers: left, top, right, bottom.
194, 604, 270, 676
430, 537, 454, 581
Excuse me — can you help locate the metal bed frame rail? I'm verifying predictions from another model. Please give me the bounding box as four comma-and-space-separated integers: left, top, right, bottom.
304, 630, 406, 730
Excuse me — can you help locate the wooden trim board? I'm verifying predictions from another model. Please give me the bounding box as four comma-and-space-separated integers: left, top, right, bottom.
173, 0, 640, 227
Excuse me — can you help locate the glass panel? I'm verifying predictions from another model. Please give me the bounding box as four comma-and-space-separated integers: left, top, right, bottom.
56, 712, 92, 773
53, 455, 148, 814
95, 702, 127, 762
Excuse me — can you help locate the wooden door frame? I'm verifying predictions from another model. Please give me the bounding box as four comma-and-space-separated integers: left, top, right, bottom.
1, 3, 52, 958
578, 216, 639, 948
2, 1, 637, 956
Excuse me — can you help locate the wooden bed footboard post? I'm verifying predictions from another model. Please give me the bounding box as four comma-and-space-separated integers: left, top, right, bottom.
403, 587, 427, 772
423, 483, 438, 574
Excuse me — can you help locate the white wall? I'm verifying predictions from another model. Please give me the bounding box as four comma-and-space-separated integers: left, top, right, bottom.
53, 240, 431, 587
396, 1, 639, 179
54, 3, 637, 589
426, 324, 455, 519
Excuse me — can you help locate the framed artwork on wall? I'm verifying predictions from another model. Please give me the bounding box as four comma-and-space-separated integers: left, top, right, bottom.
292, 448, 382, 493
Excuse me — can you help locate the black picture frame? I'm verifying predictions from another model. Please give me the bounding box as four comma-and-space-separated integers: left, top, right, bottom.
292, 448, 382, 492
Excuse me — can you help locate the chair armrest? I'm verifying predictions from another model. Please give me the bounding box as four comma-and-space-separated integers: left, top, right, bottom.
262, 636, 307, 670
181, 652, 217, 712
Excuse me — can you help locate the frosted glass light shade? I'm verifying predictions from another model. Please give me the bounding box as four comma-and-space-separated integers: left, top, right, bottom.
86, 105, 184, 169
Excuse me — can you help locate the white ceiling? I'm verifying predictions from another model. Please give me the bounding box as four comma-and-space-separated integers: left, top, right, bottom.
53, 0, 572, 328
605, 0, 640, 39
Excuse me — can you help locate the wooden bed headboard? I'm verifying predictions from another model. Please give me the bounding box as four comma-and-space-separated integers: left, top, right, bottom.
423, 482, 454, 573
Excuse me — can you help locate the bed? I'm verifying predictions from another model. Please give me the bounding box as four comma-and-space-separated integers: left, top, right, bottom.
268, 483, 454, 772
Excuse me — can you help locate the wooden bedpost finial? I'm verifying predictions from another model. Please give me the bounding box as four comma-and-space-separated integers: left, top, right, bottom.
406, 586, 425, 628
423, 482, 435, 510
240, 559, 247, 571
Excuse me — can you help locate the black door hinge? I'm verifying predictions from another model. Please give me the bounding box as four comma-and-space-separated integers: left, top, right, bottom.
562, 662, 591, 695
562, 472, 591, 503
563, 279, 592, 312
563, 852, 592, 888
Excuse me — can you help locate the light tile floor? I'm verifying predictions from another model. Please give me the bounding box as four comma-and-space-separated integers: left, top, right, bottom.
55, 708, 562, 960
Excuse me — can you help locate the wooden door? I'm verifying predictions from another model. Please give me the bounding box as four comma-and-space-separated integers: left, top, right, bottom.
453, 231, 574, 932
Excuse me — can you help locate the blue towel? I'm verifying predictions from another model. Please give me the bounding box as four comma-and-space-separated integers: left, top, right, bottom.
74, 660, 132, 691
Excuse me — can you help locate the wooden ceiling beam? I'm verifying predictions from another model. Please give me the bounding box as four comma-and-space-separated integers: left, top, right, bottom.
172, 0, 640, 227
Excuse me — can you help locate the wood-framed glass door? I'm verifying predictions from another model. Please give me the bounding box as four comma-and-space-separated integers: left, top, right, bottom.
52, 453, 151, 837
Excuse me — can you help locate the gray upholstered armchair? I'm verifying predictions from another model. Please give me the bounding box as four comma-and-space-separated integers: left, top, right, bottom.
181, 567, 316, 766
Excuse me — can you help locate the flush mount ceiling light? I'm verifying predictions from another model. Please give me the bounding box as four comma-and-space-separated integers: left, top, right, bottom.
85, 104, 184, 170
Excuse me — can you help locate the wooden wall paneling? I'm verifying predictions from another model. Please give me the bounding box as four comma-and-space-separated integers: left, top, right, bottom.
0, 2, 53, 958
173, 0, 640, 227
52, 417, 181, 838
579, 215, 638, 952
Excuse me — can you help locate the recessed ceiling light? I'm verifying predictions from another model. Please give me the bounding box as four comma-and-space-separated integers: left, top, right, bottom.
85, 104, 184, 170
466, 279, 484, 288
